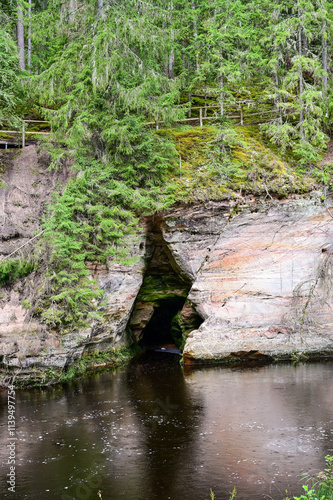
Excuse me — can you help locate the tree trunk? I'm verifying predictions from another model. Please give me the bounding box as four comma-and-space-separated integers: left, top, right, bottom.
28, 0, 31, 70
322, 20, 328, 95
219, 38, 224, 116
298, 8, 304, 139
169, 28, 175, 79
181, 40, 186, 70
17, 2, 25, 70
302, 32, 308, 56
169, 49, 175, 78
274, 64, 280, 113
69, 0, 75, 23
220, 71, 224, 116
97, 0, 104, 19
192, 2, 199, 71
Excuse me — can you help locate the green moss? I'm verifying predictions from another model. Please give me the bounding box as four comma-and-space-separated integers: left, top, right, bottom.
136, 274, 189, 304
160, 123, 316, 201
59, 345, 139, 382
158, 126, 232, 203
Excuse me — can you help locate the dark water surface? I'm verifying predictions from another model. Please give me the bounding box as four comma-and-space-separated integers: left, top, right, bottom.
1, 354, 333, 500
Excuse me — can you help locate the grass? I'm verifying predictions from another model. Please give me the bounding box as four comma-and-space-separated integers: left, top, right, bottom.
209, 457, 332, 500
0, 257, 36, 286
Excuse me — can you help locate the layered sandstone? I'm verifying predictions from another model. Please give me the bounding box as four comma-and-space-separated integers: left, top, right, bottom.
181, 196, 333, 361
1, 144, 333, 381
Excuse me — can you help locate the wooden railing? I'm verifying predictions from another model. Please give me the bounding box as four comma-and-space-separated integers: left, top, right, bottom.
146, 102, 278, 129
0, 102, 280, 146
0, 120, 50, 148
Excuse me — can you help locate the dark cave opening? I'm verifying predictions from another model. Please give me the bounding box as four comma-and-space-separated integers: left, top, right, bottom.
139, 296, 187, 348
129, 218, 204, 351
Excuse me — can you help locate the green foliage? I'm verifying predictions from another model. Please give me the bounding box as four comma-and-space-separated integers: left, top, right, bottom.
6, 0, 333, 331
208, 125, 247, 183
210, 486, 237, 500
285, 456, 333, 500
37, 121, 178, 331
0, 12, 22, 127
58, 345, 139, 384
21, 0, 183, 332
0, 258, 36, 286
312, 163, 333, 187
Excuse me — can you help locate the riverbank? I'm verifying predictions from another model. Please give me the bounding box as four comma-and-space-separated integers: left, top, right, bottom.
0, 345, 140, 388
2, 349, 333, 389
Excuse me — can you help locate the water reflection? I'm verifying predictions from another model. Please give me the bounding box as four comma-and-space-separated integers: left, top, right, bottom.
126, 352, 203, 499
0, 358, 332, 500
182, 362, 333, 500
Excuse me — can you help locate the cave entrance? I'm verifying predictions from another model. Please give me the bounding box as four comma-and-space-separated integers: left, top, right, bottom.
128, 219, 204, 352
139, 297, 186, 349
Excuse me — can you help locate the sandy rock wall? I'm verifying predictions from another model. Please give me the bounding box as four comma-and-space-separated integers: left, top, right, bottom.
1, 145, 333, 381
181, 196, 333, 362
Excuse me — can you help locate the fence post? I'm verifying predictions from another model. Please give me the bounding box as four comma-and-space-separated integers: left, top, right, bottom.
240, 105, 244, 126
22, 123, 25, 148
156, 119, 159, 131
199, 107, 203, 127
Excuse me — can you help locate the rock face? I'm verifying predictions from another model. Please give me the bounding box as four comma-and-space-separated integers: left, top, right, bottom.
181, 197, 333, 362
0, 147, 72, 378
1, 145, 333, 382
0, 146, 69, 255
0, 148, 148, 379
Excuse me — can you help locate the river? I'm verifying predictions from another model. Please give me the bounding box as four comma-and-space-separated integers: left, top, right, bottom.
1, 353, 332, 500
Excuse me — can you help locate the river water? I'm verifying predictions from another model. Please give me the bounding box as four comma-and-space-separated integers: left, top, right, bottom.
1, 353, 332, 500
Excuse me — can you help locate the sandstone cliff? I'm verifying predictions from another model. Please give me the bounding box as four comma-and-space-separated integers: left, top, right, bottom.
1, 145, 333, 384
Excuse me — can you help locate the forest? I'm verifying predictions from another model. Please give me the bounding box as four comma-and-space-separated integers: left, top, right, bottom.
1, 0, 333, 331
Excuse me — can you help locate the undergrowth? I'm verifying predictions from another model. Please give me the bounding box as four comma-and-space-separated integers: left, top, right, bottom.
31, 118, 178, 332
0, 258, 36, 286
11, 121, 329, 334
161, 123, 316, 204
285, 455, 333, 500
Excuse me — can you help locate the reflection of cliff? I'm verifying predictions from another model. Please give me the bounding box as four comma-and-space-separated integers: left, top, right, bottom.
125, 351, 203, 499
182, 363, 333, 500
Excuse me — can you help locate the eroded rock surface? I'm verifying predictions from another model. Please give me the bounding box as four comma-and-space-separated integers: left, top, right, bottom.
1, 147, 333, 383
0, 146, 68, 255
182, 197, 333, 362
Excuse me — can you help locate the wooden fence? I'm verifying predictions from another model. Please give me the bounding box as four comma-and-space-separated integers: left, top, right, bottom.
0, 120, 50, 148
147, 102, 278, 129
0, 103, 279, 146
